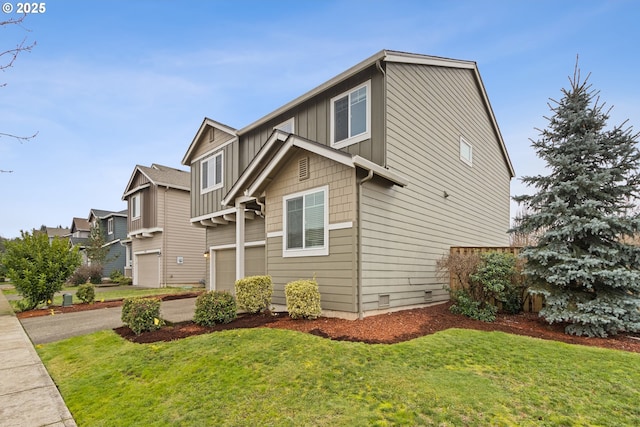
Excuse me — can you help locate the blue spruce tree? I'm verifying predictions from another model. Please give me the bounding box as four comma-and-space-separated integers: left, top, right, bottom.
512, 65, 640, 337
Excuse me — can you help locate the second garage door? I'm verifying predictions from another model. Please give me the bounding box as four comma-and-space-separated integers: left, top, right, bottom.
136, 253, 160, 288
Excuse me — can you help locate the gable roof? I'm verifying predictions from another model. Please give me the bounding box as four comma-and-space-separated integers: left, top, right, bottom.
222, 131, 408, 206
70, 217, 90, 233
89, 208, 128, 221
44, 227, 70, 238
122, 163, 190, 198
236, 49, 514, 177
181, 117, 237, 165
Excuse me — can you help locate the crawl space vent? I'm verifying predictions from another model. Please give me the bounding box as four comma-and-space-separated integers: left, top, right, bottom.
378, 294, 390, 307
298, 157, 309, 181
424, 290, 433, 302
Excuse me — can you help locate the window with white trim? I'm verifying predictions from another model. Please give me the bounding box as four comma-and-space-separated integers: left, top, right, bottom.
201, 151, 223, 193
283, 186, 328, 257
107, 218, 114, 235
274, 118, 295, 134
460, 137, 473, 166
131, 194, 141, 219
330, 80, 371, 148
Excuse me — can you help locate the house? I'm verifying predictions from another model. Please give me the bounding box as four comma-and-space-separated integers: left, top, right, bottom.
67, 217, 91, 265
121, 163, 206, 287
40, 226, 70, 244
181, 50, 515, 319
87, 208, 128, 278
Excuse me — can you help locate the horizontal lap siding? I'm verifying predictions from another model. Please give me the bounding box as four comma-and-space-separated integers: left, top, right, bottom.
163, 189, 206, 285
267, 228, 356, 312
359, 63, 512, 312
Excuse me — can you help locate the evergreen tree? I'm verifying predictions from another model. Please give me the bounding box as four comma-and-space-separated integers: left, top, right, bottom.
512, 65, 640, 337
85, 222, 109, 267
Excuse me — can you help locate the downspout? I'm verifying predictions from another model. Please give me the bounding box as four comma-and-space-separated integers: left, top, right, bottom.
163, 186, 169, 288
375, 59, 388, 168
357, 169, 374, 320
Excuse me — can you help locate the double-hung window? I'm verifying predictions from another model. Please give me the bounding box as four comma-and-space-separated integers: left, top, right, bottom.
330, 80, 371, 149
201, 151, 223, 193
107, 218, 114, 235
131, 194, 140, 219
283, 186, 328, 257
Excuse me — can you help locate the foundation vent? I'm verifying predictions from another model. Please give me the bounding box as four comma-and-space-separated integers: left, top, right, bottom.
424, 290, 433, 302
378, 294, 390, 307
298, 157, 309, 181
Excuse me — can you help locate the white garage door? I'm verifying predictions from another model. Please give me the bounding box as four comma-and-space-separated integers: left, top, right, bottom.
136, 253, 160, 288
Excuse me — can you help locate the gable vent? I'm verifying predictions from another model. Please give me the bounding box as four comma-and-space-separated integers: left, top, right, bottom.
298, 157, 309, 181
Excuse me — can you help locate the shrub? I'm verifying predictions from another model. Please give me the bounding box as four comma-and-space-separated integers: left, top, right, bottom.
121, 297, 164, 335
449, 289, 498, 322
285, 279, 321, 319
88, 264, 103, 284
194, 291, 237, 326
76, 283, 95, 304
3, 231, 81, 309
235, 275, 272, 314
69, 267, 89, 286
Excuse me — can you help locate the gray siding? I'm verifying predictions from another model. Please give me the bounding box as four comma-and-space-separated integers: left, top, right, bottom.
267, 228, 356, 312
358, 62, 512, 312
127, 173, 157, 232
191, 140, 240, 217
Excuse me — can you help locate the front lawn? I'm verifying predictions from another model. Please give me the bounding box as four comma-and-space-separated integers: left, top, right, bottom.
38, 327, 640, 426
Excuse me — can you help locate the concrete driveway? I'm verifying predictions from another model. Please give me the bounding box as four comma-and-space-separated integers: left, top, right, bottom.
20, 297, 197, 344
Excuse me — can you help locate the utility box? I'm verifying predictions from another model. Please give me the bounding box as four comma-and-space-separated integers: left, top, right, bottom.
62, 293, 73, 307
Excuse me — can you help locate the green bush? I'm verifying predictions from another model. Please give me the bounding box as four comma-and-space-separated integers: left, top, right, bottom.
88, 264, 103, 284
470, 252, 524, 315
285, 279, 321, 320
121, 297, 164, 335
76, 283, 95, 304
69, 267, 89, 286
235, 275, 272, 314
3, 231, 81, 309
194, 291, 237, 326
449, 289, 498, 322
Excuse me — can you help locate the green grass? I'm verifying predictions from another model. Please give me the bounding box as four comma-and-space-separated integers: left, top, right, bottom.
38, 328, 640, 426
2, 285, 201, 311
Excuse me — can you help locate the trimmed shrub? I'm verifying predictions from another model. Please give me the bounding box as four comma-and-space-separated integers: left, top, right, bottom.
235, 275, 272, 314
285, 279, 321, 320
194, 291, 237, 326
76, 283, 95, 304
449, 289, 498, 322
121, 297, 164, 335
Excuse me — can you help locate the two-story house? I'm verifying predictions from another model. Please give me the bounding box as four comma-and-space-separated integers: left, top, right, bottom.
67, 217, 91, 265
181, 50, 515, 319
87, 208, 128, 278
122, 164, 206, 287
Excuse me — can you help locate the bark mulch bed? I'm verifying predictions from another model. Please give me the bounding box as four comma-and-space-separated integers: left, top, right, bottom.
113, 302, 640, 353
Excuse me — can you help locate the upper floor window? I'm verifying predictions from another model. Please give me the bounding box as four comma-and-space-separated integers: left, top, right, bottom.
274, 118, 295, 134
330, 80, 371, 149
107, 218, 114, 235
283, 186, 328, 257
460, 137, 473, 166
201, 151, 223, 193
131, 194, 141, 219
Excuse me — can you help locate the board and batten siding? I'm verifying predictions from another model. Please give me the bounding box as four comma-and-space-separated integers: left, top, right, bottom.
190, 132, 240, 217
128, 173, 157, 232
162, 188, 206, 285
358, 62, 512, 312
264, 151, 358, 312
239, 65, 386, 172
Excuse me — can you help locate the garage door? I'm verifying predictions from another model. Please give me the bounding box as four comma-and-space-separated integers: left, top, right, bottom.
136, 253, 160, 288
213, 246, 265, 292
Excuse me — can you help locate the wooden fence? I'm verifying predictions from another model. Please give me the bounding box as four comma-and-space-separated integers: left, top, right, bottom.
448, 246, 544, 313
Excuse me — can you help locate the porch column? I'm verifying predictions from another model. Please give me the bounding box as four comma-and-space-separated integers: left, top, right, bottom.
235, 201, 245, 281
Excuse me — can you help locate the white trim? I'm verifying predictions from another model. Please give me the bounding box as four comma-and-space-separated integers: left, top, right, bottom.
200, 150, 224, 194
283, 185, 329, 258
131, 194, 141, 220
208, 240, 266, 251
128, 227, 163, 238
133, 249, 161, 255
190, 208, 237, 223
460, 136, 473, 167
328, 221, 353, 230
274, 117, 295, 134
267, 231, 283, 239
190, 137, 237, 164
330, 80, 371, 149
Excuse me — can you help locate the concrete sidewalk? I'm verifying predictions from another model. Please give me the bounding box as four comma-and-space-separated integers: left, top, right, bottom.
0, 291, 76, 427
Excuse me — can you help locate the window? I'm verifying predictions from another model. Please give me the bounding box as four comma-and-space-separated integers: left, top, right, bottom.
274, 118, 295, 134
131, 194, 141, 219
460, 137, 473, 166
330, 80, 371, 148
107, 218, 114, 235
283, 186, 328, 257
201, 151, 223, 193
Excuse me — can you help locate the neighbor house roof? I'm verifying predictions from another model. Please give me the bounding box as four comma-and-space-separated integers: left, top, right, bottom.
70, 217, 90, 233
122, 164, 190, 198
181, 117, 237, 165
89, 209, 128, 220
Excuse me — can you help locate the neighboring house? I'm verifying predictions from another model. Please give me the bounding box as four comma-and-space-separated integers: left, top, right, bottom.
121, 164, 206, 287
87, 208, 128, 278
67, 217, 91, 265
40, 226, 70, 244
181, 49, 515, 319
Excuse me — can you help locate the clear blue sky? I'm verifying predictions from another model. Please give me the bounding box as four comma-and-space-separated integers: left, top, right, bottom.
1, 0, 638, 238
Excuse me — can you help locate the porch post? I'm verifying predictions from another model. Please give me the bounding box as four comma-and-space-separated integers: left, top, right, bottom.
235, 201, 246, 281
